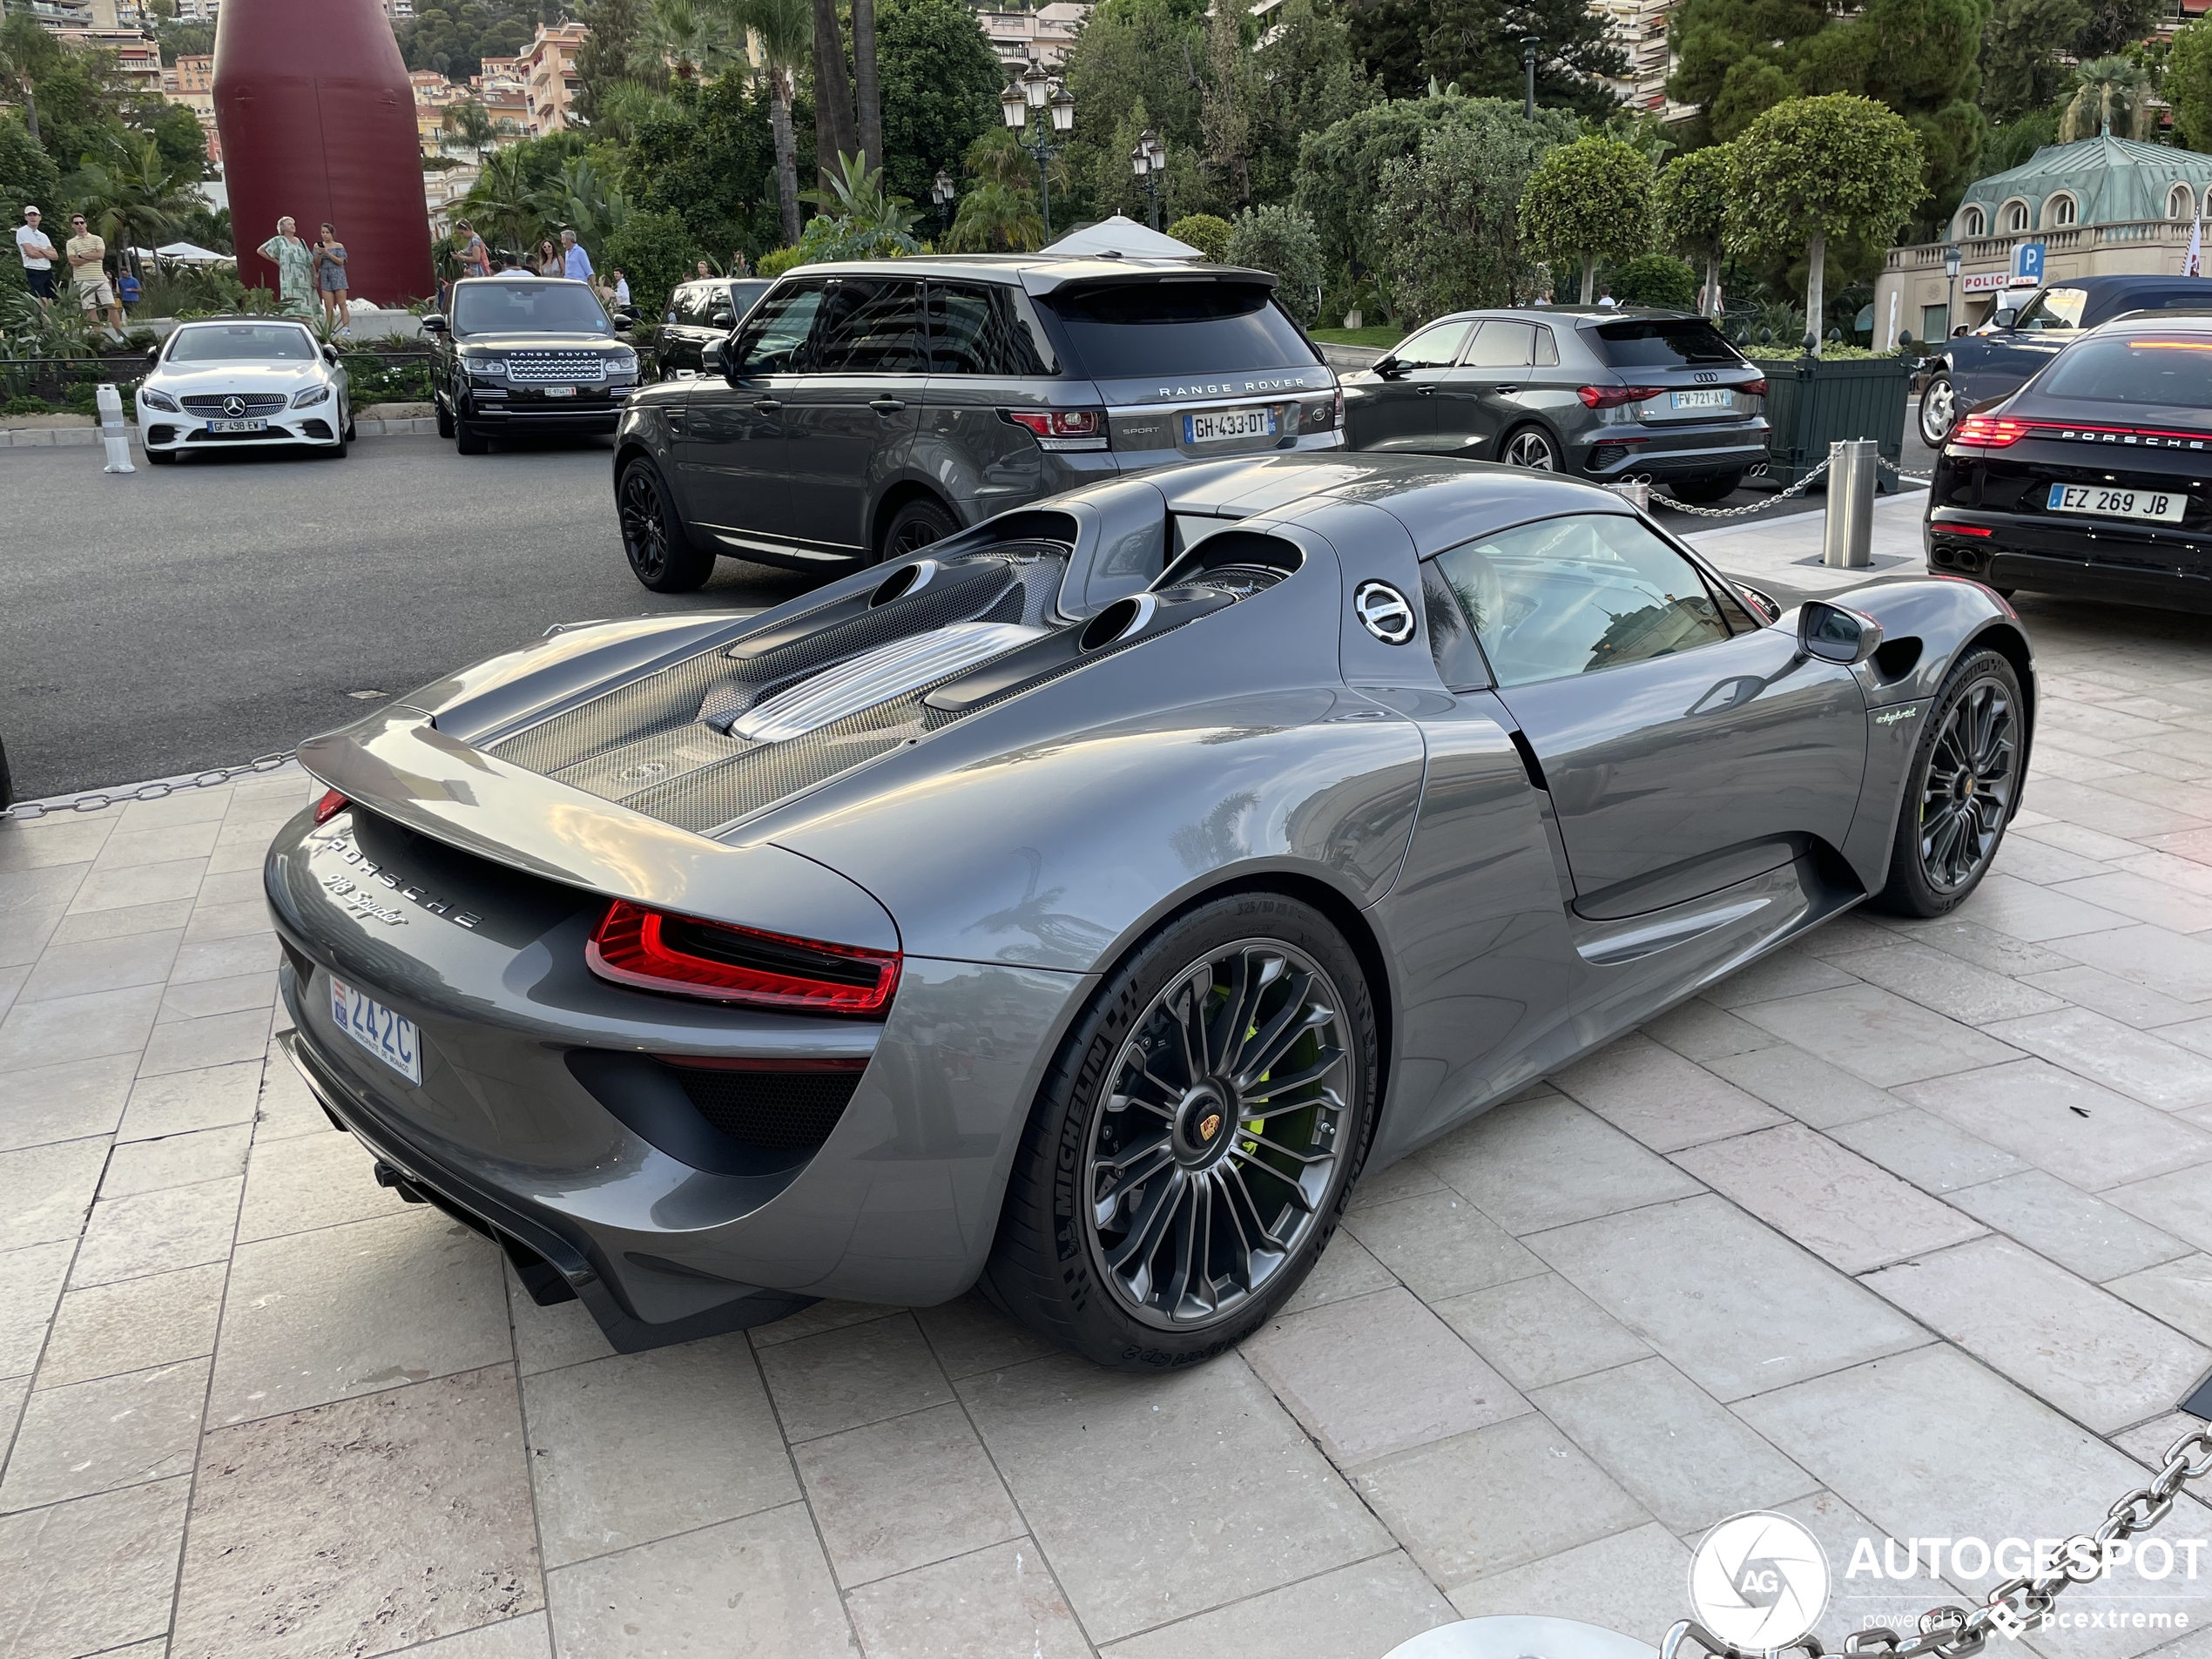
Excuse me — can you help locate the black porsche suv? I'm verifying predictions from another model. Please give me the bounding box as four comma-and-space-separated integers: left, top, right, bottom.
424, 274, 642, 455
610, 255, 1342, 590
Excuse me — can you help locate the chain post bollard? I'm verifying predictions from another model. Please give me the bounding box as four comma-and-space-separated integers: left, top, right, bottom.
1605, 480, 1651, 512
1822, 438, 1877, 569
96, 382, 134, 475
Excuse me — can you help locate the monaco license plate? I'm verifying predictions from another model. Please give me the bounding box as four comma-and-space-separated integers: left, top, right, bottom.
542, 385, 578, 398
1185, 407, 1277, 444
330, 976, 422, 1085
1669, 389, 1731, 410
2047, 482, 2187, 523
206, 417, 266, 434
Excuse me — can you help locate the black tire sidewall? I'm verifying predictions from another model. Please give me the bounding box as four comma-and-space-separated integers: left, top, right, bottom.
1876, 645, 2022, 917
985, 890, 1379, 1371
881, 498, 956, 563
621, 459, 714, 592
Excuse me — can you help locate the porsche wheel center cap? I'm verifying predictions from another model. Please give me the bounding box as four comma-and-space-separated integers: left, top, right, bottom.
1952, 770, 1977, 802
1172, 1082, 1235, 1167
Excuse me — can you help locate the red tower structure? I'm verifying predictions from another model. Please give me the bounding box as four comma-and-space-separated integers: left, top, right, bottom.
212, 0, 435, 307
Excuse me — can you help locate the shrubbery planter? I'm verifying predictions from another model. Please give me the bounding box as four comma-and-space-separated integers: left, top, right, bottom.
1760, 353, 1913, 491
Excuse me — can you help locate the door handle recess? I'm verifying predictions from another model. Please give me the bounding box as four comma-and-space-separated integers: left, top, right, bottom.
752, 398, 781, 411
868, 397, 907, 413
1494, 385, 1520, 395
1417, 385, 1436, 395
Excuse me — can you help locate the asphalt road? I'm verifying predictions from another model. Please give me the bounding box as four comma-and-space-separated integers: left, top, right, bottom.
0, 435, 813, 800
0, 416, 1945, 802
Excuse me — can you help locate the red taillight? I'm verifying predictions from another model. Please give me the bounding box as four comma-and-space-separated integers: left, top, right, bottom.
1002, 408, 1109, 450
1741, 377, 1767, 400
312, 788, 349, 825
1940, 523, 1994, 537
1953, 414, 2031, 447
587, 900, 900, 1016
1578, 384, 1666, 409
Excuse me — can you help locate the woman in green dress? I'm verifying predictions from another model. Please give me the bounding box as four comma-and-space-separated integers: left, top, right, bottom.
257, 216, 314, 316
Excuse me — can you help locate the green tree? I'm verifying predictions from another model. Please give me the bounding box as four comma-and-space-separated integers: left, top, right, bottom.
1198, 0, 1256, 206
2074, 0, 2160, 58
628, 63, 800, 260
1656, 145, 1730, 316
2058, 55, 2153, 139
1518, 135, 1656, 305
726, 0, 813, 242
799, 149, 921, 258
1423, 0, 1629, 119
1224, 203, 1326, 320
0, 111, 59, 299
398, 1, 540, 80
1059, 0, 1208, 221
64, 128, 200, 275
1980, 0, 2091, 122
1244, 0, 1376, 207
599, 204, 697, 317
644, 0, 748, 80
2174, 17, 2212, 152
153, 20, 216, 64
441, 98, 502, 163
1608, 253, 1696, 307
872, 0, 1001, 207
573, 0, 666, 125
0, 12, 64, 148
1370, 108, 1567, 321
1725, 94, 1924, 357
1347, 0, 1426, 98
1167, 212, 1232, 260
948, 179, 1044, 251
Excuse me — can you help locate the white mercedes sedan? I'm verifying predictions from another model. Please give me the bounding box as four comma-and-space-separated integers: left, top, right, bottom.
137, 319, 353, 463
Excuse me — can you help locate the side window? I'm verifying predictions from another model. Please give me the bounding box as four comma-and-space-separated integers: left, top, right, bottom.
736, 281, 825, 375
1433, 513, 1733, 688
927, 281, 1057, 374
810, 279, 926, 373
1389, 320, 1472, 370
666, 283, 694, 325
1463, 320, 1535, 368
1533, 326, 1559, 367
706, 284, 737, 327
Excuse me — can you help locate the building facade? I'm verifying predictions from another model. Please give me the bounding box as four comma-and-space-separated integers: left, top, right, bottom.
1873, 137, 2212, 346
1590, 0, 1686, 118
519, 23, 589, 134
975, 3, 1088, 71
162, 51, 220, 165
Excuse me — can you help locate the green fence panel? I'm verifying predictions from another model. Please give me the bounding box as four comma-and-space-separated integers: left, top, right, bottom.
1764, 354, 1913, 492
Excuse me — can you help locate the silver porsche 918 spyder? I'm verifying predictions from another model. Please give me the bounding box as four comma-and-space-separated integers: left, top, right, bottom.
266, 454, 2032, 1370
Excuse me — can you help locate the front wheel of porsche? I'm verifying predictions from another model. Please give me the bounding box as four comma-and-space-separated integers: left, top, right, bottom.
982, 892, 1378, 1370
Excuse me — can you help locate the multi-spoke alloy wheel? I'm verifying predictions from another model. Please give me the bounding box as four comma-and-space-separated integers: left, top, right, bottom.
1503, 427, 1559, 469
983, 893, 1377, 1369
1876, 647, 2025, 917
1085, 940, 1348, 1328
618, 460, 716, 593
1916, 674, 2016, 892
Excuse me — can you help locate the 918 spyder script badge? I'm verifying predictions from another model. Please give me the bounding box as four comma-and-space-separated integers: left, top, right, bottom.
315, 833, 481, 930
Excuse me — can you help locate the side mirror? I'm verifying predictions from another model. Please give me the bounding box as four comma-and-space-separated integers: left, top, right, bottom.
1374, 357, 1405, 380
145, 344, 161, 365
1798, 600, 1884, 666
321, 344, 340, 364
421, 313, 448, 334
612, 307, 637, 328
702, 337, 734, 379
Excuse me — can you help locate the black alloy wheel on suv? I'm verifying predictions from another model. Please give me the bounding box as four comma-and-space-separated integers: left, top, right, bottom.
607, 255, 1345, 592
425, 274, 641, 455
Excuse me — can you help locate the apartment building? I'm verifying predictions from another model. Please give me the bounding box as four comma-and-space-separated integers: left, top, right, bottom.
162, 51, 221, 165
975, 2, 1089, 71
1589, 0, 1687, 117
520, 22, 590, 134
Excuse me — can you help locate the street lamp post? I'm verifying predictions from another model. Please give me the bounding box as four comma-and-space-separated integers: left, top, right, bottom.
1130, 128, 1166, 232
1522, 37, 1541, 118
1001, 64, 1074, 242
932, 168, 956, 239
1942, 242, 1961, 340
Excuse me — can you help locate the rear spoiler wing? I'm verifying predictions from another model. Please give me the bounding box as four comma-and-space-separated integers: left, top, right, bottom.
296, 710, 898, 951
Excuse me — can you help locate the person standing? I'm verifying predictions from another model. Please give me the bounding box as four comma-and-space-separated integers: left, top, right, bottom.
453, 219, 490, 279
15, 206, 58, 306
314, 223, 351, 335
561, 227, 592, 284
257, 216, 314, 315
610, 268, 631, 307
64, 213, 124, 331
535, 239, 560, 276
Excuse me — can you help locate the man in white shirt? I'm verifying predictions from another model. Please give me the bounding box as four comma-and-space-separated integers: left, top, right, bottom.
15, 206, 58, 304
611, 269, 631, 307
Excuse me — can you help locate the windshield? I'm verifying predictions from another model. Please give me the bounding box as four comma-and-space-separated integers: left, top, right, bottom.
453, 280, 612, 335
2037, 334, 2212, 408
2013, 287, 2087, 331
1046, 281, 1317, 380
166, 324, 319, 363
1585, 319, 1745, 368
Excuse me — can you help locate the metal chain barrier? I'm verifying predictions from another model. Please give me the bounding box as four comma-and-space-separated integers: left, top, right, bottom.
3, 752, 299, 824
1662, 1418, 2212, 1659
1646, 457, 1832, 518
1879, 455, 1938, 484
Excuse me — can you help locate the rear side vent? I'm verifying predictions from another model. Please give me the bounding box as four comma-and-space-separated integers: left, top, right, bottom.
667, 1060, 865, 1152
870, 559, 939, 607
1079, 593, 1156, 651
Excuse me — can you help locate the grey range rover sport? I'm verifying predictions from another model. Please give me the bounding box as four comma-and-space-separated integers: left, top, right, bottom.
611, 254, 1343, 590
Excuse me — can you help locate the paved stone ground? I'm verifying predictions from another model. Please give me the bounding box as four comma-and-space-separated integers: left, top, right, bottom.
6, 525, 2212, 1658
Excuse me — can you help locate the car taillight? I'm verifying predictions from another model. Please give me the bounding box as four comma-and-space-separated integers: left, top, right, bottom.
1333, 385, 1344, 428
1002, 408, 1109, 451
587, 900, 900, 1015
313, 788, 349, 825
1939, 523, 1994, 536
1952, 414, 2031, 447
1741, 377, 1767, 400
1578, 384, 1665, 409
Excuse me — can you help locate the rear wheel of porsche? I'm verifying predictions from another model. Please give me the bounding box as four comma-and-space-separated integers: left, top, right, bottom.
982, 893, 1378, 1370
1873, 646, 2022, 917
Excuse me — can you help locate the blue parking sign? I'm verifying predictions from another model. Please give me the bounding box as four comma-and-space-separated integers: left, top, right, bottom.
2012, 241, 2046, 284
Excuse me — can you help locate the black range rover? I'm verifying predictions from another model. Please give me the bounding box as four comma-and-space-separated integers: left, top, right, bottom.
425, 274, 642, 455
610, 255, 1341, 590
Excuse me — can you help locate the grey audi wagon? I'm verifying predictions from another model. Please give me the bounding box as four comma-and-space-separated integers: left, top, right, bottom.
1341, 307, 1770, 502
611, 255, 1342, 590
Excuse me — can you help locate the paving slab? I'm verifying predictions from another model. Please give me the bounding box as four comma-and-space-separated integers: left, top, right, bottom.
1894, 1058, 2212, 1190
1947, 1170, 2192, 1283
1736, 982, 2023, 1087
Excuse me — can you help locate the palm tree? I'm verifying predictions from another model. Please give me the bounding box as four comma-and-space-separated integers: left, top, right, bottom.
720, 0, 809, 244
2060, 57, 2151, 142
66, 131, 199, 280
462, 145, 538, 260
440, 98, 499, 164
0, 12, 62, 145
646, 0, 746, 80
948, 180, 1044, 253
530, 155, 632, 246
